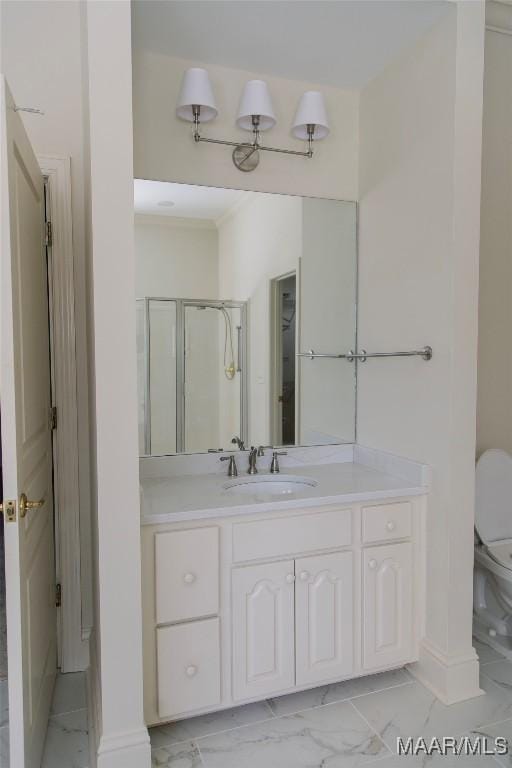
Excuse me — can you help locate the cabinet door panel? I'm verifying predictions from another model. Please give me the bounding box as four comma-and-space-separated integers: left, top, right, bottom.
296, 552, 354, 686
232, 560, 295, 701
363, 542, 412, 670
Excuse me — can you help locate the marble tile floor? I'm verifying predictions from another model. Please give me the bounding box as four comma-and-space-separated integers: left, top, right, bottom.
0, 671, 89, 768
149, 638, 512, 768
3, 636, 512, 768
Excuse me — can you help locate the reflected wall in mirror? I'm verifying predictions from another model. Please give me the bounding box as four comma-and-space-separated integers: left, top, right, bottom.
134, 180, 357, 455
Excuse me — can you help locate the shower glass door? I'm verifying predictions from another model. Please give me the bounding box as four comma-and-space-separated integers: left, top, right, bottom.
183, 302, 244, 453
138, 298, 246, 455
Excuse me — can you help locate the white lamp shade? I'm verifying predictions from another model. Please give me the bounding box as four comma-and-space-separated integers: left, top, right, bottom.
292, 91, 329, 140
176, 67, 218, 122
236, 80, 276, 131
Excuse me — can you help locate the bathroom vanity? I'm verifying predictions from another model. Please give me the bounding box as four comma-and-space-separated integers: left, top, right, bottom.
135, 180, 434, 725
140, 447, 429, 726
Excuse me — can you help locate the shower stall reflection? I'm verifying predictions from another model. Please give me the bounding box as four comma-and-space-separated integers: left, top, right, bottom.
137, 298, 247, 455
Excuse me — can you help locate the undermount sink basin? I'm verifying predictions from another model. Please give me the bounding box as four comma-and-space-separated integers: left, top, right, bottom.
224, 474, 317, 497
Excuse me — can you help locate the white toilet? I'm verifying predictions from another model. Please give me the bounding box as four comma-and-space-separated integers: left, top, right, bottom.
474, 448, 512, 656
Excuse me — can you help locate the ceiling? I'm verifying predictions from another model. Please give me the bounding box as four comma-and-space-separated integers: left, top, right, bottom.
131, 0, 450, 90
134, 179, 246, 220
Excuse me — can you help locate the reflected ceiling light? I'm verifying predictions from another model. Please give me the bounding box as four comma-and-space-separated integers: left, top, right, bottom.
176, 67, 330, 172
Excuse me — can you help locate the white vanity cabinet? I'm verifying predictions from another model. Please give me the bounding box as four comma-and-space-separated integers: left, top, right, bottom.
141, 495, 425, 727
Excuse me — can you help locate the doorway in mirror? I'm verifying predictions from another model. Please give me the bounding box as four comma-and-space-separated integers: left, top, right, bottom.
272, 273, 297, 446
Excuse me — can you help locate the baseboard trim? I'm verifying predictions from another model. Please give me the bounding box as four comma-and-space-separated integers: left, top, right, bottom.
85, 667, 99, 768
408, 638, 483, 704
97, 728, 151, 768
85, 630, 150, 768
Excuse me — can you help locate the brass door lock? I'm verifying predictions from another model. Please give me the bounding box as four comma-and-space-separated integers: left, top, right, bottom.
0, 500, 17, 522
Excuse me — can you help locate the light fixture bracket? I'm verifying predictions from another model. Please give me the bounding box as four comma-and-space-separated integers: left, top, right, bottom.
191, 105, 315, 172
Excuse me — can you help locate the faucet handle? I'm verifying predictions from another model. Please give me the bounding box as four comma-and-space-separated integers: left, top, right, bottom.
257, 445, 273, 457
270, 450, 288, 474
220, 454, 238, 477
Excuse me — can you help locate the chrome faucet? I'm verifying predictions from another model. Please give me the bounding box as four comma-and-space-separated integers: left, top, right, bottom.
248, 447, 258, 475
231, 435, 245, 451
220, 454, 238, 477
248, 445, 273, 474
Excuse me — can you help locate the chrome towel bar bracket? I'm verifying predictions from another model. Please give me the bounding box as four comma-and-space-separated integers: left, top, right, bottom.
297, 350, 348, 360
297, 346, 432, 362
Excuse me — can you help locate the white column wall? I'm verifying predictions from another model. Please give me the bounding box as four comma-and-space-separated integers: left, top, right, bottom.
357, 3, 485, 704
82, 2, 150, 766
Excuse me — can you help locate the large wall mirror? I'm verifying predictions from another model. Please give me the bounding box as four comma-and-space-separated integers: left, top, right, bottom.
134, 180, 357, 455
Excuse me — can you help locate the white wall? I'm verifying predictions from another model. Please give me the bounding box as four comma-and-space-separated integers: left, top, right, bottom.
134, 214, 218, 298
476, 4, 512, 456
357, 3, 485, 703
133, 52, 359, 202
218, 193, 302, 445
299, 198, 357, 444
0, 0, 93, 651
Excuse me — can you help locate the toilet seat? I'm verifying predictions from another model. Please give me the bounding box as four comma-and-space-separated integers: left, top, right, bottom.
475, 449, 512, 547
486, 540, 512, 571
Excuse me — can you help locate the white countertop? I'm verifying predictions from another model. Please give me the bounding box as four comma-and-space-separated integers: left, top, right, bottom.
140, 460, 428, 525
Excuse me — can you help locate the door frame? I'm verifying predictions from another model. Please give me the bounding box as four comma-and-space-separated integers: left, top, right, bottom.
269, 270, 298, 446
39, 155, 88, 672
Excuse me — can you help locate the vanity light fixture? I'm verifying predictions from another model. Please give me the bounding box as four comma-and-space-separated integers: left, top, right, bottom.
176, 67, 330, 172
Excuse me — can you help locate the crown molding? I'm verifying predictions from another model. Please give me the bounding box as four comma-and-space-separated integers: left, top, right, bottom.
215, 191, 257, 229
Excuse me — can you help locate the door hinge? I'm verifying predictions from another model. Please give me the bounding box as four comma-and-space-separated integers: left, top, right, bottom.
45, 220, 53, 248
0, 500, 17, 522
55, 583, 62, 608
49, 406, 57, 430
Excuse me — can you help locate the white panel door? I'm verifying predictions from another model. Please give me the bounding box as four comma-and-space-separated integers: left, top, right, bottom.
363, 543, 413, 670
295, 552, 354, 686
1, 79, 56, 768
232, 560, 295, 701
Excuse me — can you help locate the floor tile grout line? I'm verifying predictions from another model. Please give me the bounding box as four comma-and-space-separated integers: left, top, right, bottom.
467, 714, 512, 734
50, 705, 88, 719
195, 740, 207, 768
480, 659, 512, 669
264, 678, 415, 719
150, 711, 281, 749
349, 687, 512, 761
346, 698, 393, 761
149, 680, 416, 750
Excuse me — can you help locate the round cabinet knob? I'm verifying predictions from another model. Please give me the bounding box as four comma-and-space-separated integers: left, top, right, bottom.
299, 571, 310, 582
183, 572, 196, 584
286, 573, 295, 584
386, 521, 396, 532
185, 665, 198, 677
368, 559, 377, 570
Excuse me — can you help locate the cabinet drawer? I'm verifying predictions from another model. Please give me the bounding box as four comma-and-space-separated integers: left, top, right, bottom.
155, 527, 219, 624
232, 508, 351, 563
157, 618, 220, 718
362, 502, 412, 544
